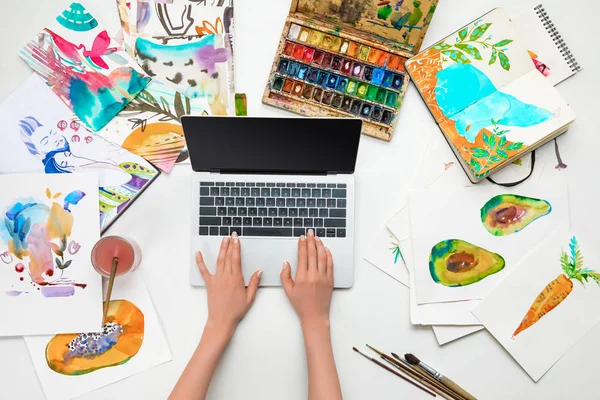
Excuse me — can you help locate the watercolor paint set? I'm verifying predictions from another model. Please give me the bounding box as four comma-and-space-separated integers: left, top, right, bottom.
263, 0, 439, 141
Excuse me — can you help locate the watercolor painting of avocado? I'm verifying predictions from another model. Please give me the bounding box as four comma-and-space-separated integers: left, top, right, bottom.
408, 179, 569, 304
0, 173, 102, 337
24, 271, 172, 400
481, 194, 552, 236
472, 230, 600, 382
19, 3, 151, 132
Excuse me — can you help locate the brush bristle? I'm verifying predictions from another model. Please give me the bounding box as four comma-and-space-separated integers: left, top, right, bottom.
353, 347, 359, 352
405, 353, 420, 365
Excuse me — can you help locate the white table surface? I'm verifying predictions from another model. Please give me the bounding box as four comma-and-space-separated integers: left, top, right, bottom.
1, 1, 598, 399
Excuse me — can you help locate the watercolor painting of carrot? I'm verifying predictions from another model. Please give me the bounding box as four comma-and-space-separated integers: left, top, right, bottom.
513, 236, 600, 338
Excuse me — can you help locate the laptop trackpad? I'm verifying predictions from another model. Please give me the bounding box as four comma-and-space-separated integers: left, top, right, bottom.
190, 237, 351, 287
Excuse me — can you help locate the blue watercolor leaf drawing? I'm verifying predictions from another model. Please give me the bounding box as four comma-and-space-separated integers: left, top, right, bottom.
441, 50, 471, 64
494, 39, 513, 47
454, 44, 482, 60
458, 27, 468, 41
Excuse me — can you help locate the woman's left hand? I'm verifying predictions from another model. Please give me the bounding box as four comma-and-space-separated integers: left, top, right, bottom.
196, 232, 263, 334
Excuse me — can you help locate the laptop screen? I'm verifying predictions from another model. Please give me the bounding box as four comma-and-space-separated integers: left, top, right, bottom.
182, 117, 362, 174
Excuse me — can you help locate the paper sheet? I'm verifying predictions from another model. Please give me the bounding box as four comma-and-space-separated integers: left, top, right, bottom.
0, 173, 102, 336
409, 178, 570, 304
24, 270, 172, 400
364, 227, 409, 287
0, 74, 160, 232
472, 228, 600, 381
432, 325, 484, 346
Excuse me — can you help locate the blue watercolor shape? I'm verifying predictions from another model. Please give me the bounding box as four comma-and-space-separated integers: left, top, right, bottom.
435, 64, 552, 143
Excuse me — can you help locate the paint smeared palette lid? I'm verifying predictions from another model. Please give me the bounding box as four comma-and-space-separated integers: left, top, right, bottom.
292, 0, 439, 54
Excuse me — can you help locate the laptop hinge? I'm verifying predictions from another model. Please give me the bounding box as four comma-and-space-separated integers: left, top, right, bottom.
211, 170, 331, 176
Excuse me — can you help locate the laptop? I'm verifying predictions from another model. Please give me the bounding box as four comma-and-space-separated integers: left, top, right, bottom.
182, 116, 361, 288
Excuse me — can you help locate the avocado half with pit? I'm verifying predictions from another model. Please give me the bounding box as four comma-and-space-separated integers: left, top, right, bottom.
429, 239, 505, 287
45, 299, 144, 375
480, 194, 552, 236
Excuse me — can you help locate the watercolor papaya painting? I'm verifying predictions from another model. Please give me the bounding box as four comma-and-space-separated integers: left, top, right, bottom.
1, 187, 88, 298
512, 237, 600, 338
480, 194, 552, 236
46, 299, 144, 375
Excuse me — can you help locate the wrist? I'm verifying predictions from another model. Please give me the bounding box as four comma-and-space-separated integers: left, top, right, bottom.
300, 317, 331, 333
204, 318, 237, 341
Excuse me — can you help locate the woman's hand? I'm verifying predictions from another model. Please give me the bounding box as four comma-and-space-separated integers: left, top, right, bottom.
280, 229, 334, 329
196, 232, 263, 334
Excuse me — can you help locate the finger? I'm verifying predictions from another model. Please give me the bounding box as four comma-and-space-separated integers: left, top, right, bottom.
296, 235, 308, 280
306, 229, 318, 277
246, 270, 263, 305
315, 236, 327, 276
280, 261, 294, 296
224, 233, 236, 274
230, 231, 242, 276
325, 247, 334, 282
216, 236, 230, 276
196, 251, 212, 282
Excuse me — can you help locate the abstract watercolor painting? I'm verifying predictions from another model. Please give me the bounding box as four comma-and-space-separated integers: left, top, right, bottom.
408, 178, 569, 304
135, 0, 234, 37
472, 229, 600, 381
480, 194, 551, 236
295, 0, 438, 53
0, 173, 102, 337
19, 3, 151, 132
25, 271, 172, 400
0, 75, 159, 232
100, 80, 211, 170
406, 8, 576, 180
135, 34, 234, 115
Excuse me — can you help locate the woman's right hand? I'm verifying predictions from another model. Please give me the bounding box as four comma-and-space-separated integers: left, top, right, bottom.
280, 229, 334, 328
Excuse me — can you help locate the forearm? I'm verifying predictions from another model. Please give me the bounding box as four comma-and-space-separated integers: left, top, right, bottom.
302, 320, 342, 400
169, 322, 234, 400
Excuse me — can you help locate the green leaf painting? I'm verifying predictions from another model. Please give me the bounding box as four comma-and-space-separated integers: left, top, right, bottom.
470, 23, 491, 41
445, 21, 513, 71
505, 142, 524, 151
454, 44, 482, 60
441, 50, 471, 64
472, 148, 490, 158
498, 51, 511, 71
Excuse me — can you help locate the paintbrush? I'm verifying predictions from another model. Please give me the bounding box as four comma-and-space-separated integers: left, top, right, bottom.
391, 352, 467, 400
366, 345, 462, 400
405, 353, 477, 400
102, 257, 118, 325
353, 347, 436, 397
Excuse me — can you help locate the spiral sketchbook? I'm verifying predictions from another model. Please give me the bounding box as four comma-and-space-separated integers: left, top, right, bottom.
405, 8, 576, 183
512, 5, 583, 86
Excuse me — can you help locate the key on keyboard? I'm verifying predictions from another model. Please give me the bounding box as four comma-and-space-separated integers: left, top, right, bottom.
199, 182, 348, 238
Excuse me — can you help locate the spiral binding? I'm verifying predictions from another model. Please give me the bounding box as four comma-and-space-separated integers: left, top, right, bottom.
534, 4, 582, 73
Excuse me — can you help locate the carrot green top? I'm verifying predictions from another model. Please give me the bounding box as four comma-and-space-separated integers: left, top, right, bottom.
561, 236, 600, 286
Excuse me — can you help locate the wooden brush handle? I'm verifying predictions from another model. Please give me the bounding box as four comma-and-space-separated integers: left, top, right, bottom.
440, 376, 477, 400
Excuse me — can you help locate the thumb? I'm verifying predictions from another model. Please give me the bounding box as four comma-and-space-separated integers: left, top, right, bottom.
280, 261, 294, 295
246, 270, 263, 305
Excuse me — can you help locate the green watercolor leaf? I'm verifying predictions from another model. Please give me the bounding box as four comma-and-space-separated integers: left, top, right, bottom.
489, 48, 498, 65
470, 23, 491, 41
55, 257, 62, 269
498, 52, 511, 71
61, 260, 72, 270
482, 132, 490, 147
490, 156, 502, 163
498, 136, 507, 148
174, 92, 185, 121
505, 142, 524, 151
470, 158, 482, 173
486, 133, 496, 149
433, 42, 451, 50
441, 50, 471, 64
471, 148, 490, 158
458, 27, 468, 41
497, 149, 509, 159
493, 39, 513, 47
454, 44, 482, 60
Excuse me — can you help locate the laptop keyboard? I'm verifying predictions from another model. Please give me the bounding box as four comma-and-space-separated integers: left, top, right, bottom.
198, 182, 348, 238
